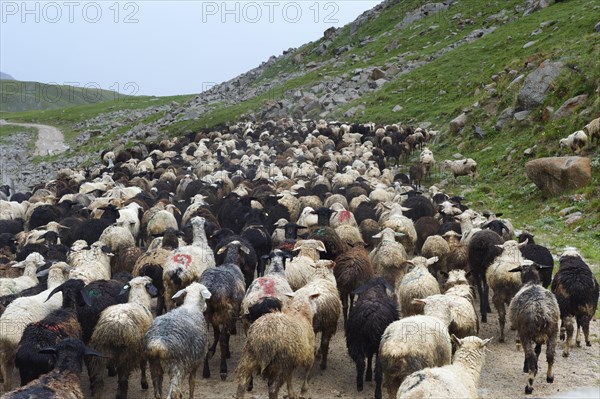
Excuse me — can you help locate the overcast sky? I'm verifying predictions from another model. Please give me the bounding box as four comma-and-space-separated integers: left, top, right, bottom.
1, 1, 381, 96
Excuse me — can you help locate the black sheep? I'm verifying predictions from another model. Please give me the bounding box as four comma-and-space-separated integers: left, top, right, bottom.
213, 229, 258, 288
354, 201, 377, 225
551, 250, 600, 356
240, 209, 272, 279
3, 338, 102, 399
402, 195, 435, 222
468, 229, 503, 323
345, 277, 399, 398
15, 279, 86, 385
72, 204, 120, 246
414, 216, 440, 254
0, 219, 24, 236
518, 232, 554, 288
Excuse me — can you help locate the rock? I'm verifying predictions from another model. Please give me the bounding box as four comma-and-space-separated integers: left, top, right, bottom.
595, 21, 600, 32
371, 68, 386, 80
564, 212, 583, 228
495, 107, 515, 131
392, 105, 403, 112
552, 94, 589, 120
452, 153, 464, 159
542, 106, 554, 122
449, 113, 468, 133
523, 147, 535, 156
523, 40, 538, 48
439, 89, 447, 95
525, 156, 592, 197
373, 78, 388, 88
514, 110, 531, 121
507, 74, 525, 90
332, 94, 347, 104
558, 206, 576, 217
524, 0, 549, 16
517, 60, 563, 110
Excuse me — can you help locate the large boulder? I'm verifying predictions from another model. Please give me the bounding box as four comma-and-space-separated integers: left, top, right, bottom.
517, 61, 563, 110
525, 157, 591, 197
552, 94, 588, 120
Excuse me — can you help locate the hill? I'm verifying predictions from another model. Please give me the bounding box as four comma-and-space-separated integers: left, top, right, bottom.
0, 80, 132, 112
1, 0, 599, 267
0, 72, 15, 80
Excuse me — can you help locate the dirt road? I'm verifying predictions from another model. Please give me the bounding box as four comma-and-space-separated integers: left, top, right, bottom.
0, 119, 68, 156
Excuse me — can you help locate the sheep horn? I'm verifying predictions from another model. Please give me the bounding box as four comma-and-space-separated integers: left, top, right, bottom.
84, 347, 105, 358
45, 284, 64, 303
508, 266, 522, 273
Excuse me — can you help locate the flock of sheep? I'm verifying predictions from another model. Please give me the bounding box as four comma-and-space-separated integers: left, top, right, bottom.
0, 116, 598, 399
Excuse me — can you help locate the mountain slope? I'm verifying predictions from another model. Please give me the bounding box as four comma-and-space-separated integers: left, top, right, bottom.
0, 80, 132, 112
0, 72, 15, 80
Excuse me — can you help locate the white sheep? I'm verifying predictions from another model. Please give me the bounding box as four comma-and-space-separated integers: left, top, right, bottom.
294, 259, 341, 370
0, 200, 30, 221
395, 256, 440, 316
441, 158, 477, 182
163, 216, 215, 311
98, 224, 135, 255
485, 239, 527, 342
285, 240, 326, 291
116, 202, 144, 241
146, 282, 212, 399
559, 130, 588, 154
583, 117, 599, 145
369, 228, 408, 286
68, 241, 114, 284
419, 147, 435, 178
379, 294, 454, 399
89, 276, 157, 399
396, 336, 492, 399
0, 252, 45, 296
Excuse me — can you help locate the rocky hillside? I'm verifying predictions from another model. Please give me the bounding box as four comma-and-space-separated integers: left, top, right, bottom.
0, 72, 15, 80
1, 0, 599, 264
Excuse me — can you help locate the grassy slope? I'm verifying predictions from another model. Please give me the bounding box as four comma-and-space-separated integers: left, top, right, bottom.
0, 80, 133, 112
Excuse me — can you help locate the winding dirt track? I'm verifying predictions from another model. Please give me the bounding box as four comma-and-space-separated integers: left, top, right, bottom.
0, 120, 68, 156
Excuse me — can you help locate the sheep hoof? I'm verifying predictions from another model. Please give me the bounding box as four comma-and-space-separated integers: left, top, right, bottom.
525, 386, 533, 394
320, 362, 327, 371
220, 373, 227, 381
576, 341, 581, 348
562, 351, 569, 358
547, 376, 554, 383
559, 333, 565, 341
523, 365, 528, 373
357, 384, 364, 392
498, 337, 505, 343
203, 369, 210, 379
141, 381, 149, 390
586, 341, 592, 347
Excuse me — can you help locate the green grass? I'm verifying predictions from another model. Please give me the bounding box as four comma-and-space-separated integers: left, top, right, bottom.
0, 124, 37, 143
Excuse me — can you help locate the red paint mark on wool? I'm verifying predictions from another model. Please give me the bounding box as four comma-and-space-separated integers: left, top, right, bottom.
339, 210, 351, 223
258, 278, 276, 296
173, 254, 192, 268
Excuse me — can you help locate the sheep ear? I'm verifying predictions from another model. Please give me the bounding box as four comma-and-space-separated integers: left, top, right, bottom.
38, 347, 57, 355
411, 298, 427, 306
239, 245, 251, 255
292, 241, 304, 251
372, 232, 383, 239
119, 284, 131, 296
508, 266, 522, 273
216, 246, 227, 255
439, 271, 449, 278
481, 337, 493, 347
172, 288, 187, 300
451, 334, 462, 347
400, 206, 411, 212
36, 268, 50, 278
84, 347, 105, 358
394, 232, 405, 237
308, 293, 320, 300
316, 241, 327, 252
495, 244, 504, 249
284, 292, 295, 299
465, 270, 472, 278
426, 256, 439, 266
518, 239, 528, 248
45, 285, 64, 303
200, 286, 212, 300
80, 289, 93, 307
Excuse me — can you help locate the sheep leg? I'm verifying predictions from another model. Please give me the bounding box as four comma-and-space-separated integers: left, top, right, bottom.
300, 361, 313, 396
116, 366, 130, 399
166, 366, 182, 399
475, 275, 487, 323
156, 295, 165, 316
268, 376, 284, 399
354, 356, 365, 391
365, 353, 373, 382
494, 297, 506, 343
203, 326, 220, 378
140, 359, 149, 390
188, 367, 198, 399
89, 356, 106, 399
341, 294, 349, 327
1, 358, 13, 392
219, 327, 229, 380
149, 359, 164, 399
575, 318, 583, 347
546, 336, 556, 384
562, 317, 575, 357
319, 332, 331, 370
523, 339, 537, 394
374, 353, 383, 399
581, 316, 592, 346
